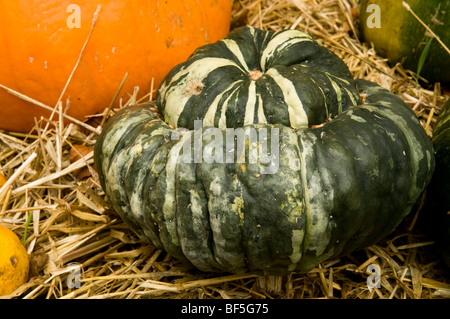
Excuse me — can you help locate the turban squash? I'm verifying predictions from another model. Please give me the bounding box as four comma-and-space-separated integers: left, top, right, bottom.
95, 26, 435, 275
0, 0, 231, 133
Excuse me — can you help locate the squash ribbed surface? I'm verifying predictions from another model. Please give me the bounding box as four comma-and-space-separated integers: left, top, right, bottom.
95, 27, 434, 275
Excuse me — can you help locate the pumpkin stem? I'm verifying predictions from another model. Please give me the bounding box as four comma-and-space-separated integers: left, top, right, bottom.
248, 69, 263, 81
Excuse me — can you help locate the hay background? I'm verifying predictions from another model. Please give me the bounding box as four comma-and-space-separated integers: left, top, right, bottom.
1, 0, 449, 299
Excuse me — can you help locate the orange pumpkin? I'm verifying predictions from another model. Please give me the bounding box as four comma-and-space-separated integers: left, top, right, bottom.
0, 1, 232, 133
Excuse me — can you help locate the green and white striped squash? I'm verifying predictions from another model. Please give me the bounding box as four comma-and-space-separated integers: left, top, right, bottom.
424, 98, 450, 267
95, 26, 435, 275
157, 26, 361, 130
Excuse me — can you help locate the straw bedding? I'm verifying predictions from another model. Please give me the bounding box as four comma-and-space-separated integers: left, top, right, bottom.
0, 0, 449, 299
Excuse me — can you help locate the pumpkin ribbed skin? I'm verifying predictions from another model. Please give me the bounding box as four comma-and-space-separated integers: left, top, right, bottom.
95, 27, 434, 275
0, 0, 232, 133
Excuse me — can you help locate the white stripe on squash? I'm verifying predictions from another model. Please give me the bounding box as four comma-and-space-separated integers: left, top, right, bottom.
257, 93, 267, 124
163, 58, 240, 127
265, 68, 309, 129
260, 30, 313, 72
221, 39, 249, 72
203, 79, 244, 129
218, 84, 242, 130
162, 139, 185, 249
244, 81, 258, 125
